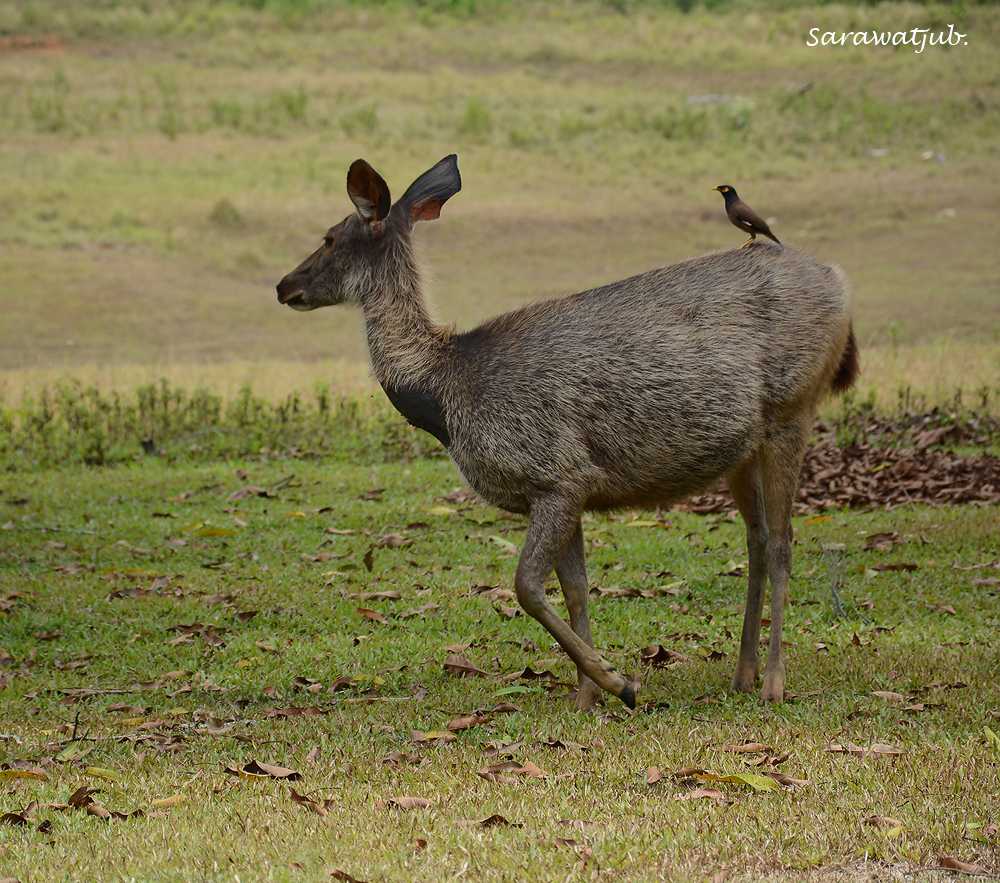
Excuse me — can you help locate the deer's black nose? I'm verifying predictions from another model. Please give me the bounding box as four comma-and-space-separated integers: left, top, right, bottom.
276, 275, 300, 304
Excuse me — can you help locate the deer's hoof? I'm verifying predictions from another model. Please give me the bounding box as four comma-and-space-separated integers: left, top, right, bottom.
731, 670, 757, 694
618, 682, 637, 710
761, 672, 785, 704
573, 679, 601, 712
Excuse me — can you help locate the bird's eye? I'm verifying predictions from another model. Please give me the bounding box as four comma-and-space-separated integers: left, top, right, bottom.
323, 236, 334, 247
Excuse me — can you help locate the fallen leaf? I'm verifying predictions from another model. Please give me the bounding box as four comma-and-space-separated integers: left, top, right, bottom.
410, 730, 457, 745
150, 794, 185, 809
477, 761, 546, 782
55, 741, 95, 762
871, 562, 919, 573
0, 768, 48, 782
646, 767, 663, 785
330, 870, 366, 883
224, 760, 302, 780
640, 645, 688, 667
478, 813, 522, 828
864, 531, 901, 552
937, 855, 987, 875
84, 766, 121, 782
447, 713, 488, 732
356, 607, 388, 624
504, 666, 555, 682
68, 786, 101, 808
289, 788, 334, 817
443, 653, 486, 677
765, 771, 809, 789
722, 742, 770, 754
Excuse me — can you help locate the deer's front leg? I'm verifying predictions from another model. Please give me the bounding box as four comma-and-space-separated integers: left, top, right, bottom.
555, 520, 601, 711
515, 496, 636, 708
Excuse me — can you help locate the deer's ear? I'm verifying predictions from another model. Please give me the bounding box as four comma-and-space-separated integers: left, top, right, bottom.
397, 154, 461, 224
347, 159, 391, 223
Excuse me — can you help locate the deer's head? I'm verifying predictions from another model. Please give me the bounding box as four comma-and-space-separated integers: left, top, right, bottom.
276, 155, 461, 311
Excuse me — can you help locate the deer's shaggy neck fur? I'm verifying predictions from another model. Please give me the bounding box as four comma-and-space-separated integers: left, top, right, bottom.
357, 232, 450, 391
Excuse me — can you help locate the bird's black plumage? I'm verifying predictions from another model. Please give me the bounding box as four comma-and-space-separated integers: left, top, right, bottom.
715, 185, 781, 248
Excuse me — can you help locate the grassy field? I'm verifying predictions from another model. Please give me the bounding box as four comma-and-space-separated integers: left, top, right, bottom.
2, 3, 999, 880
0, 0, 998, 407
1, 457, 998, 881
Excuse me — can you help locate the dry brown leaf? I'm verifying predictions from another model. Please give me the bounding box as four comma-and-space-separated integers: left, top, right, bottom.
68, 786, 100, 809
410, 730, 457, 745
640, 645, 689, 667
937, 855, 987, 875
765, 771, 809, 789
443, 653, 486, 677
646, 767, 663, 785
722, 742, 770, 754
447, 713, 488, 732
477, 761, 546, 782
478, 813, 522, 828
289, 788, 334, 817
864, 531, 902, 552
504, 665, 556, 682
872, 691, 905, 703
356, 607, 388, 624
224, 760, 302, 780
329, 870, 366, 883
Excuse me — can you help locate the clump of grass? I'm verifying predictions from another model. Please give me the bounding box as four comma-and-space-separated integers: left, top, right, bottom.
458, 97, 493, 138
340, 103, 379, 137
208, 198, 244, 228
27, 69, 71, 133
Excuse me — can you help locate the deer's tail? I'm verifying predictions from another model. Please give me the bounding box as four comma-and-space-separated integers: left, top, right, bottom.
832, 322, 859, 394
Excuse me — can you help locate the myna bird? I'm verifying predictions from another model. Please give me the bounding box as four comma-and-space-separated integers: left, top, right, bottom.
715, 185, 781, 248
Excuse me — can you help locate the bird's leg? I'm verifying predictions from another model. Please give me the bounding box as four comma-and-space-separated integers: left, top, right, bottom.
740, 233, 756, 249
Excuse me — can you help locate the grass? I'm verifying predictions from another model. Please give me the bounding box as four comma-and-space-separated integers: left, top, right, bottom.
1, 456, 998, 880
0, 1, 997, 405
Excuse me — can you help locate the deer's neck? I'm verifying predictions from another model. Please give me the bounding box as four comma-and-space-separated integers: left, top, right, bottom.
359, 238, 448, 393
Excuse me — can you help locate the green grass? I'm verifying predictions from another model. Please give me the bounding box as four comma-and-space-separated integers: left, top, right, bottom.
1, 456, 998, 880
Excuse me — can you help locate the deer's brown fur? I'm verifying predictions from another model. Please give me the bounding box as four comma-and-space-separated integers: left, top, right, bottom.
277, 155, 858, 709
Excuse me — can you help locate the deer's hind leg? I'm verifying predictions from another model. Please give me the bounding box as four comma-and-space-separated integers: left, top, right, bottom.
759, 418, 810, 703
727, 456, 768, 693
555, 520, 601, 711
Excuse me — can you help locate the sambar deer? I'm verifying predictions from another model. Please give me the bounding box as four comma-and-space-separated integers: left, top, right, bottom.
276, 155, 858, 709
